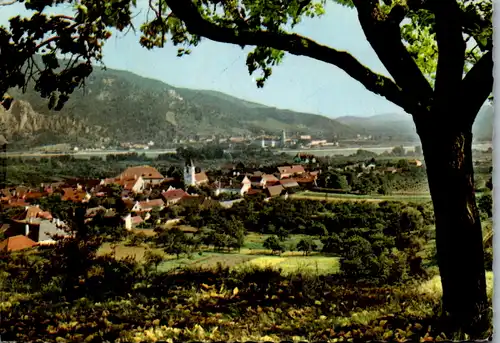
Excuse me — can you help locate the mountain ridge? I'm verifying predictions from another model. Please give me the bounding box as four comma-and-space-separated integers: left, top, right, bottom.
4, 67, 356, 149
2, 65, 492, 149
336, 108, 493, 142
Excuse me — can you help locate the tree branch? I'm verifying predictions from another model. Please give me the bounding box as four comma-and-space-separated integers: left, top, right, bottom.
165, 0, 414, 112
433, 0, 465, 110
0, 0, 17, 5
352, 0, 434, 116
461, 50, 492, 127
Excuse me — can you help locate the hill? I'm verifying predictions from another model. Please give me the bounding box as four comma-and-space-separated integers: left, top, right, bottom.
2, 67, 356, 149
336, 113, 419, 141
337, 107, 493, 142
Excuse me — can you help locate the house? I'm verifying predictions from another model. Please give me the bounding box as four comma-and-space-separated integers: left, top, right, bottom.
117, 165, 165, 186
161, 188, 190, 205
294, 175, 318, 188
277, 165, 306, 179
61, 188, 91, 203
280, 179, 300, 189
132, 198, 165, 212
265, 184, 285, 198
250, 174, 279, 188
101, 175, 145, 194
122, 213, 145, 230
9, 206, 69, 244
16, 205, 53, 222
213, 176, 252, 196
63, 178, 102, 192
0, 235, 37, 252
36, 220, 70, 245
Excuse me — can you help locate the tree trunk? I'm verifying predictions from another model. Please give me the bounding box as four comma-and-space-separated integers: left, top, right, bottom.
417, 122, 488, 334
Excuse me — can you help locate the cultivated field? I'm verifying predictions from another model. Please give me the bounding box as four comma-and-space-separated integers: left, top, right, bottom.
291, 190, 433, 203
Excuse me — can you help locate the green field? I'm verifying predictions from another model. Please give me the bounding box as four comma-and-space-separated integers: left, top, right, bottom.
99, 233, 338, 275
292, 190, 432, 203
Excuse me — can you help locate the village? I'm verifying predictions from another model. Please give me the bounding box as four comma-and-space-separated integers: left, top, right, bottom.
0, 152, 425, 252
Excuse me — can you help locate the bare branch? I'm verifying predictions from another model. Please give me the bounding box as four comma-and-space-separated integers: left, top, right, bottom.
0, 0, 18, 6
165, 0, 416, 113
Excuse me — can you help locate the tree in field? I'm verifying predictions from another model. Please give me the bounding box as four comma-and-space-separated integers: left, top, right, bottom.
0, 0, 492, 333
143, 249, 165, 273
296, 237, 317, 256
263, 235, 285, 255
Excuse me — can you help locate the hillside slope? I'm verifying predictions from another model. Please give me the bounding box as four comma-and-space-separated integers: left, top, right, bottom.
5, 67, 356, 149
337, 108, 493, 142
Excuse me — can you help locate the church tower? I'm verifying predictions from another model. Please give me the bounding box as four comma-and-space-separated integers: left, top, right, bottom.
184, 158, 196, 187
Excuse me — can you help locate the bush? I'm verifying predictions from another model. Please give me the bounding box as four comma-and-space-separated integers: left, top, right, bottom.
340, 236, 409, 285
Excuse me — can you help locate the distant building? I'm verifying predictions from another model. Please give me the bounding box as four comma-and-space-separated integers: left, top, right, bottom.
117, 165, 164, 186
184, 159, 209, 187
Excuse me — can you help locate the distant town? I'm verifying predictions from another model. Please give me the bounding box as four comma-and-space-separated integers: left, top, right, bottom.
18, 130, 395, 155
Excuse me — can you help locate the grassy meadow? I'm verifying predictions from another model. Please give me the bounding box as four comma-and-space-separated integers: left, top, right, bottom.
98, 233, 338, 275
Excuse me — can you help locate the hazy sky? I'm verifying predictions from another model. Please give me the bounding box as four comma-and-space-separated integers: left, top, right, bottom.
0, 1, 406, 118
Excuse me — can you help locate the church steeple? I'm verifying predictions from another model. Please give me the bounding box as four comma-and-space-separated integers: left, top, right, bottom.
184, 157, 196, 187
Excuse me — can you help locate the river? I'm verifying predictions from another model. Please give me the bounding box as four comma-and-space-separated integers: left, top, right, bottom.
4, 142, 492, 159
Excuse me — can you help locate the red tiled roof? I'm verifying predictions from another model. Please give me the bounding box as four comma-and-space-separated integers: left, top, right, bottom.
138, 198, 164, 210
266, 184, 285, 197
0, 235, 38, 252
61, 188, 88, 202
118, 166, 164, 180
103, 177, 142, 191
4, 199, 30, 208
162, 189, 189, 201
262, 174, 279, 182
277, 165, 305, 175
195, 172, 209, 182
26, 206, 53, 220
294, 176, 316, 183
280, 178, 299, 185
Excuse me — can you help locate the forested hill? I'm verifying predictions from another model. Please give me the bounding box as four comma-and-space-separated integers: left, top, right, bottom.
336, 106, 494, 142
1, 67, 356, 149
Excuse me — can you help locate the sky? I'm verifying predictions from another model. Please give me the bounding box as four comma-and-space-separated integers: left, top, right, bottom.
0, 1, 406, 118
